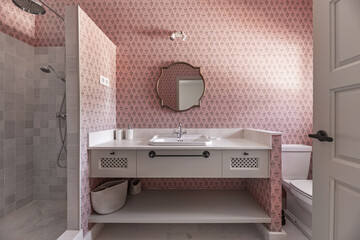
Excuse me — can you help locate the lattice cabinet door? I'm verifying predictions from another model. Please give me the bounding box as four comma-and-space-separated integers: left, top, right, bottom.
222, 150, 269, 178
90, 150, 136, 177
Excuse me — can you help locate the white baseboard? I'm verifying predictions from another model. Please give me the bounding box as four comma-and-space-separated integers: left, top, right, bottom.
255, 223, 287, 240
284, 210, 311, 239
83, 223, 105, 240
57, 230, 83, 240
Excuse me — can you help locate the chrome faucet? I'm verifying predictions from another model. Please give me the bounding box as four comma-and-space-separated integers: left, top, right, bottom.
173, 122, 187, 138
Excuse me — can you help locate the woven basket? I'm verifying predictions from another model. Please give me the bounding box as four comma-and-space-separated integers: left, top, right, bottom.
91, 179, 128, 214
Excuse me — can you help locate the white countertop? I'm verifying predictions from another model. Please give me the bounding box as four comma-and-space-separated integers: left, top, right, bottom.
87, 128, 282, 150
88, 137, 271, 150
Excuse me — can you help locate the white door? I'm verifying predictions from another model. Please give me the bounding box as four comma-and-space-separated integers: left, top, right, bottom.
313, 0, 360, 239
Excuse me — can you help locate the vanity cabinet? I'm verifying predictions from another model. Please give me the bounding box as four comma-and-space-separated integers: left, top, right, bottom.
87, 129, 280, 230
90, 150, 137, 177
89, 149, 269, 178
222, 150, 269, 178
137, 150, 222, 178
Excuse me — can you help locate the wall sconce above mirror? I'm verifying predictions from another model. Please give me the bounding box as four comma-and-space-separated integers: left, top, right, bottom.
156, 62, 205, 112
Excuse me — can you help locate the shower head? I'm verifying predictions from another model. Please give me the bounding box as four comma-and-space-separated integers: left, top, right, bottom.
40, 65, 65, 82
40, 66, 51, 73
12, 0, 45, 15
12, 0, 65, 22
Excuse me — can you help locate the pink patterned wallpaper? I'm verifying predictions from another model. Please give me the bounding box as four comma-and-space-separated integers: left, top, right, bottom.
78, 8, 117, 233
0, 0, 36, 45
2, 0, 313, 144
113, 0, 313, 146
141, 178, 246, 189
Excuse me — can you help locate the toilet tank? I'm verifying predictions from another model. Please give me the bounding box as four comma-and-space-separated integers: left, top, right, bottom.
282, 144, 312, 180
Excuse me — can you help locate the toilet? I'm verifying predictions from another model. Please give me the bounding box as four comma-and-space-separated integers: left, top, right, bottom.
282, 144, 312, 239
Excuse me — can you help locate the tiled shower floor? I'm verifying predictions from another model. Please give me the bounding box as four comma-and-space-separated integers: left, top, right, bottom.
0, 201, 66, 240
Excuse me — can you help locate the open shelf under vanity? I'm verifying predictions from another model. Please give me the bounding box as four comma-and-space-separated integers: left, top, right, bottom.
88, 189, 271, 224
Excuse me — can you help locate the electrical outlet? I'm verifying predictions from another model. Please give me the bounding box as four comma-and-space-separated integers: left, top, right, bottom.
100, 75, 110, 87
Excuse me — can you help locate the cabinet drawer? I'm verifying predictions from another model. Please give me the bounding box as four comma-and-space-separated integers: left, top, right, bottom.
222, 150, 269, 178
137, 150, 222, 178
90, 150, 136, 177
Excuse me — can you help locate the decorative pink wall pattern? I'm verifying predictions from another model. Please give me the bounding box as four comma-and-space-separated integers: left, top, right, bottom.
4, 0, 313, 145
113, 0, 313, 146
0, 0, 36, 45
35, 1, 67, 46
246, 135, 282, 232
141, 178, 246, 189
78, 8, 117, 233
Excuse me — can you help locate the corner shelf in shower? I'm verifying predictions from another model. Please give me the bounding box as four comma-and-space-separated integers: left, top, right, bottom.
88, 189, 271, 224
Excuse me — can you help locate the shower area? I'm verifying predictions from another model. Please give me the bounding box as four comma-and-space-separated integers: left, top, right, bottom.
0, 1, 67, 239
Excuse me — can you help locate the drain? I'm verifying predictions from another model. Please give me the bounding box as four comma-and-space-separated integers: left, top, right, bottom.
36, 216, 55, 226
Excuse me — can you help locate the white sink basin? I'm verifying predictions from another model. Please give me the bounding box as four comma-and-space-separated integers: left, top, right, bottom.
148, 135, 212, 146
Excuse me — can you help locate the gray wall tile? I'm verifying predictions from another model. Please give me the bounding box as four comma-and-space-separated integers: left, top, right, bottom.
0, 33, 67, 219
0, 34, 34, 219
33, 46, 66, 201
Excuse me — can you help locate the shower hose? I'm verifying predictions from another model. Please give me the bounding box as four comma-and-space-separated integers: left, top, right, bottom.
57, 92, 67, 168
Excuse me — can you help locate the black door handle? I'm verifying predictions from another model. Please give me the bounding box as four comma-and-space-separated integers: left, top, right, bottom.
308, 130, 333, 142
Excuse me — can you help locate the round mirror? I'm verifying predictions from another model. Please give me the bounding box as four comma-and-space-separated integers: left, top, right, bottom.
156, 62, 205, 112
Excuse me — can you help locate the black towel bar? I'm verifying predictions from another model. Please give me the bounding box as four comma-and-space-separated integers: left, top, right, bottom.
148, 151, 210, 158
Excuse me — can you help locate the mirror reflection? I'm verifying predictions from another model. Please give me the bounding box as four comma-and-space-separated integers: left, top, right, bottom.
156, 62, 205, 112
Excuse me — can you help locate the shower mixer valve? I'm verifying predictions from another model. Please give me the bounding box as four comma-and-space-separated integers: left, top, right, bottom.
56, 112, 67, 119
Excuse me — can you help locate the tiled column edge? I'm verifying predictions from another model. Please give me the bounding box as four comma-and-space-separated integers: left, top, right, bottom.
65, 5, 81, 230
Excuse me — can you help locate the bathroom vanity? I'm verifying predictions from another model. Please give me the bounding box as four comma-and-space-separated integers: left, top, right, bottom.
89, 138, 270, 179
87, 128, 283, 235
